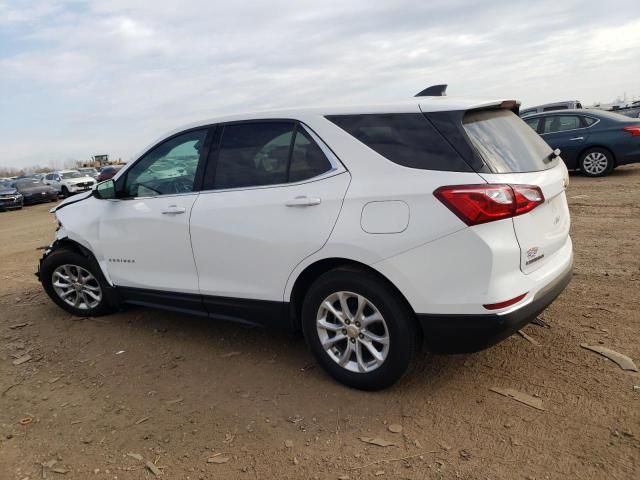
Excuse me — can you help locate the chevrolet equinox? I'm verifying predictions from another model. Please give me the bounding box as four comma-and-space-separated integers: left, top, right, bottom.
38, 90, 573, 390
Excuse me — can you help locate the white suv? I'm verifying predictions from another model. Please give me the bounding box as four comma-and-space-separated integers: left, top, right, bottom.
38, 93, 573, 390
44, 170, 96, 197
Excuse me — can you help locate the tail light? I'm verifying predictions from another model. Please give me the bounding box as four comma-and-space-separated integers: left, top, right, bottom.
434, 184, 544, 226
623, 126, 640, 136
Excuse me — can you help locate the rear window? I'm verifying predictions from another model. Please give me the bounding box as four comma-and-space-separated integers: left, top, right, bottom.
463, 109, 554, 173
326, 114, 471, 172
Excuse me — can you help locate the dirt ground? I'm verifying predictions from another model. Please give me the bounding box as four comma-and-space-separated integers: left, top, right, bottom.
1, 166, 639, 480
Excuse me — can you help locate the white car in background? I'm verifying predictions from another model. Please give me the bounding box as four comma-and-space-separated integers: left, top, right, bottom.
43, 170, 96, 197
37, 89, 573, 390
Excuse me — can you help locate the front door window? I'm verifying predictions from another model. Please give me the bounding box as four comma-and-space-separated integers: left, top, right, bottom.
123, 129, 207, 197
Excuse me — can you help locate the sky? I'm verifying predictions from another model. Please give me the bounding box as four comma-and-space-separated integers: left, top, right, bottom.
1, 0, 639, 170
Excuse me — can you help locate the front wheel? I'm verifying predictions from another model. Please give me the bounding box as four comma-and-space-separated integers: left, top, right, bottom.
40, 248, 117, 316
61, 186, 70, 198
579, 148, 614, 177
301, 269, 417, 390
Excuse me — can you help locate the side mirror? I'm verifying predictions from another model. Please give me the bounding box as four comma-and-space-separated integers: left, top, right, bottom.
93, 180, 116, 200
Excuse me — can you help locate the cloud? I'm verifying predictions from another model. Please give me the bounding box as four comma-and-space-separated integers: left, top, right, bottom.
1, 0, 639, 168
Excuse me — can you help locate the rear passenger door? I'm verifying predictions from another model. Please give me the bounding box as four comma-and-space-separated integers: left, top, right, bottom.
540, 115, 588, 168
189, 121, 350, 324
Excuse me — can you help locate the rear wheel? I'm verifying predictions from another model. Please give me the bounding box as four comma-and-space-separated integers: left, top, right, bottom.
61, 186, 70, 198
40, 248, 117, 316
301, 269, 417, 390
579, 148, 614, 177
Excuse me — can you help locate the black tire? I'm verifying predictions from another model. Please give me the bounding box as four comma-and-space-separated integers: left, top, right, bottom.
579, 148, 614, 177
301, 269, 417, 390
40, 248, 117, 317
61, 186, 70, 198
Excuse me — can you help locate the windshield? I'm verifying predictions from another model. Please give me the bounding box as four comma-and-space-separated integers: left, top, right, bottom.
463, 109, 555, 173
61, 171, 83, 179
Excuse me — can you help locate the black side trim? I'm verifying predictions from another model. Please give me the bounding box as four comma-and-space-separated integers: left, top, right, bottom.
202, 296, 288, 329
116, 286, 290, 329
117, 287, 207, 317
417, 260, 573, 354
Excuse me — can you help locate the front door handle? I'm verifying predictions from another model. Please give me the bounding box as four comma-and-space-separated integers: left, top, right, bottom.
285, 196, 322, 207
569, 136, 584, 141
161, 205, 186, 215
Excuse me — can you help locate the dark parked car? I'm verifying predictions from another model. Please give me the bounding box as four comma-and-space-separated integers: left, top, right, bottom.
97, 165, 124, 182
12, 179, 59, 205
524, 109, 640, 176
0, 183, 23, 211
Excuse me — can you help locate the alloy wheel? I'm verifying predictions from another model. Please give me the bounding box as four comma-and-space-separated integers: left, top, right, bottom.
52, 264, 102, 310
316, 291, 390, 373
582, 152, 609, 175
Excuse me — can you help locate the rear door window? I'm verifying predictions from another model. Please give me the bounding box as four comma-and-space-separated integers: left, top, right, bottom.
326, 113, 471, 172
289, 128, 333, 183
462, 109, 554, 173
213, 122, 294, 189
208, 122, 334, 190
542, 115, 581, 134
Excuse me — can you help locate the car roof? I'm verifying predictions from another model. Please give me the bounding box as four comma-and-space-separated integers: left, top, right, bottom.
178, 96, 515, 127
57, 169, 79, 173
135, 96, 515, 159
524, 108, 636, 122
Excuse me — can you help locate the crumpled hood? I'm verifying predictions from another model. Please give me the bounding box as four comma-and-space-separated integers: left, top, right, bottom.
0, 187, 19, 195
50, 190, 92, 212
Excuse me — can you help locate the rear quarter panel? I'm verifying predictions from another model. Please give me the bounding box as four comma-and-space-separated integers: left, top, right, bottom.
284, 114, 487, 301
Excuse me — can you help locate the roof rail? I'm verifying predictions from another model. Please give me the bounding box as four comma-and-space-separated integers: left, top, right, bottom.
414, 84, 447, 97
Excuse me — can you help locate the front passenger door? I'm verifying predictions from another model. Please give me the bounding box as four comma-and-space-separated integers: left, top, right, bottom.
97, 128, 210, 298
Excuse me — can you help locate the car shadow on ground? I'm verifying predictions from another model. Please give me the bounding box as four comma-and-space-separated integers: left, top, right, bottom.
62, 302, 473, 395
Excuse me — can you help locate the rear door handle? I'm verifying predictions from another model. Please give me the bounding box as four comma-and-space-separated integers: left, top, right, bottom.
285, 196, 321, 207
569, 136, 584, 141
161, 205, 186, 214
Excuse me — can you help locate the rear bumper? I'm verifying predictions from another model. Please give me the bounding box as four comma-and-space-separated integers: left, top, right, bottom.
617, 151, 640, 166
417, 257, 573, 353
0, 200, 23, 210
